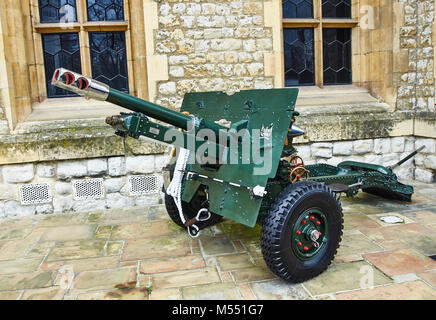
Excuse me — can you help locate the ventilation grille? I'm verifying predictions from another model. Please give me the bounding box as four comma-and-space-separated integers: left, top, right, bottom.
129, 175, 159, 196
20, 183, 52, 205
72, 178, 105, 200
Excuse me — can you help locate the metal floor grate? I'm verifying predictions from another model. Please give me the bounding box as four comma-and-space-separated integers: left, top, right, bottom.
129, 175, 159, 196
72, 178, 105, 200
20, 183, 52, 205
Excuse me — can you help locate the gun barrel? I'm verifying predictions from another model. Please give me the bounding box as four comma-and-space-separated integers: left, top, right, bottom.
389, 145, 425, 169
52, 68, 192, 130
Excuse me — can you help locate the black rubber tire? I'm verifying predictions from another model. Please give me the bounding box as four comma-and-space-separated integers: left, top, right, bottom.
261, 181, 343, 283
164, 192, 222, 229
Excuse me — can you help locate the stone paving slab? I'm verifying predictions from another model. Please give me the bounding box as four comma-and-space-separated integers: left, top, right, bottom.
0, 180, 434, 300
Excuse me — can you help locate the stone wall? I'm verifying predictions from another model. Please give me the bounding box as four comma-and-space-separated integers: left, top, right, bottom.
295, 137, 436, 183
154, 0, 274, 110
0, 154, 168, 218
397, 0, 435, 111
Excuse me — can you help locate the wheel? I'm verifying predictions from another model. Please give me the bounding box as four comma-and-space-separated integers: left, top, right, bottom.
261, 181, 343, 283
164, 190, 222, 229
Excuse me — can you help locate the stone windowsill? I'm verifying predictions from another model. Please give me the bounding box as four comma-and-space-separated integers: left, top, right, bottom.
0, 87, 430, 165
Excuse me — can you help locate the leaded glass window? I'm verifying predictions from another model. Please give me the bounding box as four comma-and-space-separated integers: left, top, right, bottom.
284, 29, 315, 86
42, 33, 82, 98
87, 0, 125, 21
282, 0, 355, 87
39, 0, 77, 23
37, 0, 130, 99
323, 28, 351, 84
90, 32, 129, 92
282, 0, 313, 19
322, 0, 351, 18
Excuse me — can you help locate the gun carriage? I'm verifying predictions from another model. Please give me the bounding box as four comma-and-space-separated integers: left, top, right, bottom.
52, 68, 420, 282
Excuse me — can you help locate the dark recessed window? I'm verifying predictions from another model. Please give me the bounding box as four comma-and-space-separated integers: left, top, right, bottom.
284, 28, 315, 86
282, 0, 313, 18
323, 28, 351, 85
322, 0, 351, 18
42, 33, 82, 98
39, 0, 77, 23
90, 32, 129, 92
87, 0, 125, 21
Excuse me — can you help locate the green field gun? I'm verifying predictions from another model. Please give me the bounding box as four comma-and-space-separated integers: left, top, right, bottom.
52, 68, 422, 283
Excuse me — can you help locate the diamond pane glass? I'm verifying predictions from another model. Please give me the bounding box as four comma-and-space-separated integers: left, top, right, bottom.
323, 28, 351, 85
39, 0, 77, 23
284, 28, 315, 86
322, 0, 351, 18
87, 0, 124, 21
42, 33, 82, 98
282, 0, 313, 18
90, 32, 129, 92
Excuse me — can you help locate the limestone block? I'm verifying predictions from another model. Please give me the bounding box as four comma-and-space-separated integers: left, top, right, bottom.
353, 139, 373, 154
4, 200, 36, 217
105, 178, 127, 194
415, 168, 434, 183
423, 155, 436, 170
57, 161, 87, 180
155, 154, 169, 171
333, 141, 353, 156
311, 143, 333, 159
108, 157, 126, 177
87, 159, 108, 176
0, 184, 18, 200
415, 138, 436, 154
72, 199, 106, 213
36, 204, 54, 215
391, 137, 406, 153
53, 196, 74, 214
135, 194, 160, 206
37, 163, 56, 178
55, 182, 72, 196
126, 155, 155, 174
2, 164, 34, 183
106, 193, 135, 210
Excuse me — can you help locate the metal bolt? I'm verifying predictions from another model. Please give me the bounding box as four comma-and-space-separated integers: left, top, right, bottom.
296, 230, 301, 235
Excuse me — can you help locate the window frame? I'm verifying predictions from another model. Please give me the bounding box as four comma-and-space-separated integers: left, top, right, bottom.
281, 0, 358, 88
30, 0, 135, 102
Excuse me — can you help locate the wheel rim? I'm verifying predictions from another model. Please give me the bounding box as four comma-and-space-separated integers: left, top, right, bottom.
291, 207, 328, 260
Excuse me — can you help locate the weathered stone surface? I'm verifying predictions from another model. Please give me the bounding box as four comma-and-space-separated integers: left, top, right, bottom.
4, 201, 36, 217
303, 261, 392, 295
73, 200, 106, 213
126, 155, 155, 174
57, 161, 87, 180
364, 248, 436, 276
106, 193, 135, 210
353, 139, 373, 154
216, 253, 255, 271
40, 225, 94, 241
36, 163, 56, 178
311, 143, 333, 158
182, 282, 242, 300
21, 287, 65, 300
54, 182, 72, 196
73, 267, 137, 290
0, 259, 42, 274
123, 235, 190, 261
332, 141, 353, 156
200, 236, 236, 255
415, 168, 434, 183
104, 177, 126, 194
336, 281, 436, 300
152, 267, 220, 289
108, 157, 126, 177
2, 164, 34, 183
0, 184, 18, 200
140, 255, 205, 274
0, 271, 56, 291
87, 159, 108, 176
46, 240, 106, 261
249, 280, 311, 300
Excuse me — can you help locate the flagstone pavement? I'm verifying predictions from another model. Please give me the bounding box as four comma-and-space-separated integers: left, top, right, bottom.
0, 180, 435, 300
